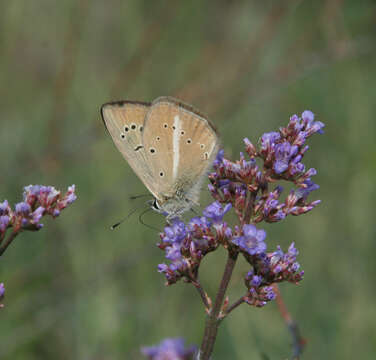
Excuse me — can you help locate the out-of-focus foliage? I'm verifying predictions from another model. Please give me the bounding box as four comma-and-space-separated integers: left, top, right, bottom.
1, 1, 375, 359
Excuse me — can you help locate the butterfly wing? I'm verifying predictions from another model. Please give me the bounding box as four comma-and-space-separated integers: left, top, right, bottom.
142, 96, 220, 205
101, 100, 154, 187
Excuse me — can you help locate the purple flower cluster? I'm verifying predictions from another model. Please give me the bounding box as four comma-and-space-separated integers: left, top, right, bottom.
0, 185, 77, 236
157, 110, 323, 307
243, 242, 303, 307
209, 110, 323, 224
141, 338, 197, 360
158, 201, 232, 285
0, 283, 4, 308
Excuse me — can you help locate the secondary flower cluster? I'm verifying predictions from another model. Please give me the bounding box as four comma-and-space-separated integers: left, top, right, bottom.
158, 110, 323, 308
0, 184, 77, 236
141, 338, 197, 360
243, 240, 303, 307
209, 110, 323, 224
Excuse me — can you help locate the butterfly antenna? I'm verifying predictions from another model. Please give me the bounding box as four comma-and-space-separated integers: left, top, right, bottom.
138, 208, 161, 232
190, 207, 199, 215
110, 206, 142, 230
129, 194, 152, 200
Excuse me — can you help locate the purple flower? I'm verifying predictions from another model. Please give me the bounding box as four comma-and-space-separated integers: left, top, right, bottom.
188, 216, 211, 232
244, 283, 276, 307
289, 154, 305, 175
141, 338, 197, 360
38, 186, 59, 206
23, 185, 42, 205
202, 201, 232, 224
232, 224, 266, 256
0, 200, 10, 216
162, 219, 187, 244
213, 149, 224, 168
301, 110, 314, 122
260, 132, 280, 153
244, 138, 257, 156
269, 243, 304, 283
301, 110, 325, 135
15, 202, 31, 216
250, 275, 262, 287
239, 152, 256, 172
273, 142, 298, 174
0, 216, 10, 233
165, 243, 183, 261
31, 206, 45, 224
0, 283, 4, 308
57, 185, 77, 210
295, 179, 319, 201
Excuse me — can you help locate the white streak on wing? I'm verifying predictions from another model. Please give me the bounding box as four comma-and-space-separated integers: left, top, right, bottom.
172, 115, 181, 180
208, 139, 216, 157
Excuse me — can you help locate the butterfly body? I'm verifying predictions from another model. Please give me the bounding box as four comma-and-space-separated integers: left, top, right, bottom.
101, 96, 219, 221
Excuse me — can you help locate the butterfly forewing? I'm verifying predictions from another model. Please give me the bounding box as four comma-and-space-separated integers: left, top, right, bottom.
142, 97, 219, 204
101, 101, 154, 186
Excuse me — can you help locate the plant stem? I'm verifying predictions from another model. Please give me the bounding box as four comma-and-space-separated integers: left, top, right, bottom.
223, 295, 245, 318
199, 252, 238, 359
192, 278, 210, 310
273, 284, 306, 359
0, 231, 19, 256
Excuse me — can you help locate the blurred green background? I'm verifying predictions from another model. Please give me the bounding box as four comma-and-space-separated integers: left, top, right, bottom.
1, 1, 376, 359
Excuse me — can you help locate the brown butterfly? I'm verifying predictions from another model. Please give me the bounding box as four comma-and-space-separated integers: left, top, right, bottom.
101, 96, 220, 220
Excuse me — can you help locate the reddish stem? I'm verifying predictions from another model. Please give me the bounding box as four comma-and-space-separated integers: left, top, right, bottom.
273, 284, 306, 359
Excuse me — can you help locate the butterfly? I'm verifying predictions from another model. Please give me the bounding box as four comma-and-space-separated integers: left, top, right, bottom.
101, 96, 220, 221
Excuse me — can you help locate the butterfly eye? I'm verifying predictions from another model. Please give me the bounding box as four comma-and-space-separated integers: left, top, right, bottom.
130, 124, 137, 130
163, 123, 168, 128
152, 199, 160, 210
156, 136, 160, 141
120, 133, 125, 139
159, 171, 164, 177
139, 125, 143, 132
150, 148, 156, 154
200, 144, 205, 149
172, 126, 176, 130
204, 152, 209, 159
187, 139, 192, 144
180, 131, 185, 136
124, 126, 129, 132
